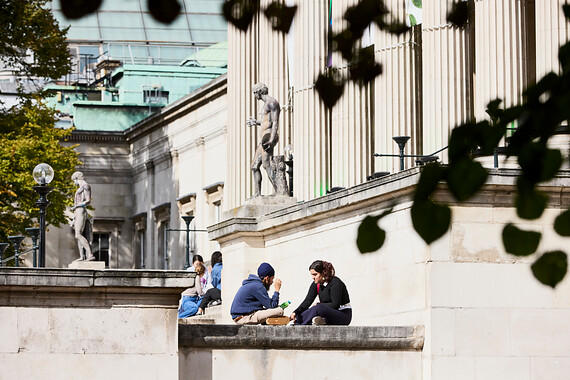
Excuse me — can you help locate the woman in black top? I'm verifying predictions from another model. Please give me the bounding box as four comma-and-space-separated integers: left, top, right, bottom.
290, 260, 352, 325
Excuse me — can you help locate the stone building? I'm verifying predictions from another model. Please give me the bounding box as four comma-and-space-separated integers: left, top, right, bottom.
11, 1, 570, 379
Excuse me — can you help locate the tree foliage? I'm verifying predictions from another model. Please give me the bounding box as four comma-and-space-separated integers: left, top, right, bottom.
0, 0, 71, 79
0, 0, 79, 258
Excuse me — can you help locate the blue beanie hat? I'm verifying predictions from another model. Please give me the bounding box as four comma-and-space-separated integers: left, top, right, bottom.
257, 262, 275, 278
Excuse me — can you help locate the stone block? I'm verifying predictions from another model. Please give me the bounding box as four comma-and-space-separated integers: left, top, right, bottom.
530, 357, 570, 380
429, 262, 570, 308
0, 308, 18, 353
431, 356, 476, 380
429, 307, 456, 356
474, 356, 530, 380
455, 308, 511, 356
68, 261, 106, 269
511, 309, 570, 356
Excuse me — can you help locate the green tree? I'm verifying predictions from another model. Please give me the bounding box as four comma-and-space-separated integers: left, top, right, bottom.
0, 0, 79, 257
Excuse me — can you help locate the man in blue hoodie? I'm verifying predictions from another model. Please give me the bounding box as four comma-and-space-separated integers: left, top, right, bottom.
230, 262, 284, 324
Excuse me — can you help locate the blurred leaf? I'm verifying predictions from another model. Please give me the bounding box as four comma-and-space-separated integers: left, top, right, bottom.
411, 199, 451, 244
345, 0, 387, 38
264, 2, 297, 33
518, 142, 563, 183
332, 29, 356, 61
446, 157, 488, 202
349, 47, 382, 84
563, 4, 570, 19
60, 0, 102, 19
384, 21, 410, 36
531, 251, 568, 288
554, 209, 570, 236
148, 0, 181, 24
315, 71, 345, 109
502, 223, 541, 256
356, 208, 392, 253
515, 177, 548, 220
414, 162, 447, 201
447, 121, 480, 161
485, 99, 503, 126
223, 0, 260, 31
412, 0, 422, 8
559, 42, 570, 73
447, 1, 468, 28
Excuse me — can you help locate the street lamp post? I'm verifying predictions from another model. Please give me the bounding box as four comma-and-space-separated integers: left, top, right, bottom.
32, 163, 54, 268
181, 215, 194, 270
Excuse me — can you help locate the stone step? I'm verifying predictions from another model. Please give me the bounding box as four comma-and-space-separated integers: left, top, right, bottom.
178, 304, 223, 325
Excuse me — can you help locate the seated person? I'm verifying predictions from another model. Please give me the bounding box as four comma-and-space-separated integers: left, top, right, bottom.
197, 251, 222, 315
190, 254, 212, 291
290, 260, 352, 325
178, 263, 206, 318
230, 262, 284, 325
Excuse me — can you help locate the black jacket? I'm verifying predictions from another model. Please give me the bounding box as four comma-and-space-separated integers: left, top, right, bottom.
293, 276, 350, 315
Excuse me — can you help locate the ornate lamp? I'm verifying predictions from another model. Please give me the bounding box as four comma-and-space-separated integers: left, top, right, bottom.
32, 163, 54, 267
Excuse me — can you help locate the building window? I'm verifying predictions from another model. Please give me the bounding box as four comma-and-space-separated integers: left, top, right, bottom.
92, 233, 110, 267
152, 202, 171, 270
143, 87, 169, 104
132, 212, 147, 269
203, 182, 224, 226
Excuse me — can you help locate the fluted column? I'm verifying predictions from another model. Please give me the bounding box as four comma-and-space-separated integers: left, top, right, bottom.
422, 0, 472, 163
535, 0, 569, 78
474, 0, 533, 120
226, 18, 259, 210
292, 0, 331, 200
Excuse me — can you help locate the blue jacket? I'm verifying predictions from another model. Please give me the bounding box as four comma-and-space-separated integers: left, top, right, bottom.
211, 263, 222, 290
230, 274, 279, 319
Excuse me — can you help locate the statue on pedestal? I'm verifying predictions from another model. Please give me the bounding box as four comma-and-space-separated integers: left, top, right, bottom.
246, 83, 289, 196
71, 171, 95, 262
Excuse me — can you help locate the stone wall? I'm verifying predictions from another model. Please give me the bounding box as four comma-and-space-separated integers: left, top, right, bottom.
0, 268, 194, 380
209, 168, 570, 380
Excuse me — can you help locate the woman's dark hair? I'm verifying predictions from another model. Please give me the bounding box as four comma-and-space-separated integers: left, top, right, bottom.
211, 251, 222, 266
309, 260, 335, 282
192, 254, 204, 263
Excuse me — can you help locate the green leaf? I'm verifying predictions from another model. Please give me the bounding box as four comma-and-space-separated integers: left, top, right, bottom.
554, 209, 570, 237
411, 199, 451, 244
412, 0, 422, 9
531, 251, 568, 288
264, 2, 297, 33
315, 71, 345, 109
447, 1, 469, 28
414, 162, 447, 201
502, 223, 542, 256
446, 157, 488, 202
515, 177, 548, 220
356, 208, 392, 253
409, 14, 417, 26
223, 0, 260, 32
148, 0, 181, 24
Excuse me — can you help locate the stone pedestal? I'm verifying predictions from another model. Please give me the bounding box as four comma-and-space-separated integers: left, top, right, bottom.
223, 195, 298, 219
68, 260, 106, 269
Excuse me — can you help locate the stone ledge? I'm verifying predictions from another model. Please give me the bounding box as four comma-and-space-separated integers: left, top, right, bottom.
0, 268, 195, 308
179, 324, 424, 351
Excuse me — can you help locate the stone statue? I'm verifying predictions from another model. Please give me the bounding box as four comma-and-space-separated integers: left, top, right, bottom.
246, 83, 289, 196
71, 171, 95, 262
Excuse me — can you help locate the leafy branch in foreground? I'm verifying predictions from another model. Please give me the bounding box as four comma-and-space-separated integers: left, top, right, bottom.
357, 4, 570, 288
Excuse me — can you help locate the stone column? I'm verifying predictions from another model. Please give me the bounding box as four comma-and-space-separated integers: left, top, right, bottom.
292, 0, 331, 200
422, 0, 473, 162
474, 0, 533, 120
226, 19, 259, 210
373, 0, 422, 173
